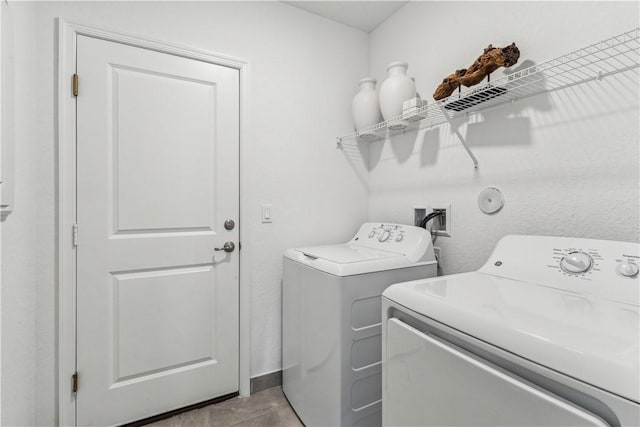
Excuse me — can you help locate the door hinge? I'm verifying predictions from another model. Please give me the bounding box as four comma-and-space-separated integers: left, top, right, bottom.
72, 223, 78, 247
72, 74, 79, 97
72, 372, 78, 393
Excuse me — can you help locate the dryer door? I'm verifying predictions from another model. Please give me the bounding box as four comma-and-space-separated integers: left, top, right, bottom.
384, 318, 610, 427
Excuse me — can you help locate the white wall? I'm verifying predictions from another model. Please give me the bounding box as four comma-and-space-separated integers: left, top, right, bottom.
0, 0, 14, 221
368, 2, 639, 274
0, 2, 3, 424
0, 2, 369, 425
2, 1, 639, 426
1, 2, 38, 425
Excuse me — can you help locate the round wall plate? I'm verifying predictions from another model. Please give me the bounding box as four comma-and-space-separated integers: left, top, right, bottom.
478, 187, 504, 214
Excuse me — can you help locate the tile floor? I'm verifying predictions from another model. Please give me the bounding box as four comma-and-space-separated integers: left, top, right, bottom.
147, 387, 303, 427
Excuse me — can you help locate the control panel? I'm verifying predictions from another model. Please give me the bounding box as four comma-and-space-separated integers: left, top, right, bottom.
480, 235, 639, 305
349, 223, 435, 263
364, 224, 407, 243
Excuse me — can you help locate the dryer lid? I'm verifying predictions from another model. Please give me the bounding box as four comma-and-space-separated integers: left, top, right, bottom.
383, 272, 640, 403
295, 244, 402, 264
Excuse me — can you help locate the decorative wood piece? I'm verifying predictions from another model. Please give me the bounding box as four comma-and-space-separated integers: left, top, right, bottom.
433, 43, 520, 100
432, 69, 467, 101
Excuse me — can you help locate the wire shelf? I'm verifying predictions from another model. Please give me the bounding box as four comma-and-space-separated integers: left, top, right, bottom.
338, 28, 640, 145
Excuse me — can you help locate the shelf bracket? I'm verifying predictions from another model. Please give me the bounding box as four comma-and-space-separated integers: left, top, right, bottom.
453, 128, 479, 169
440, 106, 479, 169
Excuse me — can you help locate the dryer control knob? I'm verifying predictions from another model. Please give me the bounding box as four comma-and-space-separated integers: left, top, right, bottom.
560, 252, 592, 274
368, 230, 376, 238
378, 230, 391, 242
616, 262, 639, 277
395, 234, 404, 242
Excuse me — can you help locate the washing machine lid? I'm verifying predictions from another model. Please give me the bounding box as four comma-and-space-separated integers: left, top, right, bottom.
295, 244, 401, 264
284, 245, 433, 276
283, 222, 437, 276
383, 272, 640, 403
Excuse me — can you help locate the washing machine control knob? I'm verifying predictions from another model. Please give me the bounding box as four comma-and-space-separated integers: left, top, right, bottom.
395, 234, 404, 242
378, 230, 391, 242
616, 261, 639, 277
560, 252, 592, 274
368, 230, 376, 238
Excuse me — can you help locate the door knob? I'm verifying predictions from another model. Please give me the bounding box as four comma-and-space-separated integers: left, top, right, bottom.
215, 242, 235, 253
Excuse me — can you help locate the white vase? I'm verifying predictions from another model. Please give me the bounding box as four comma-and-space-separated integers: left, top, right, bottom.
351, 78, 382, 133
379, 62, 416, 121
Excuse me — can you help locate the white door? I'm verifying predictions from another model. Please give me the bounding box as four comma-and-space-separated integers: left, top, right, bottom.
76, 35, 240, 426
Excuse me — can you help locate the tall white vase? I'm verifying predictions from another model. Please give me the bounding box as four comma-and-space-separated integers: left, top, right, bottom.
379, 62, 416, 121
351, 78, 382, 134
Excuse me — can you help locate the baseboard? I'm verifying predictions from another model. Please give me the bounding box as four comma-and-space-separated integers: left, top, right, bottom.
250, 370, 282, 394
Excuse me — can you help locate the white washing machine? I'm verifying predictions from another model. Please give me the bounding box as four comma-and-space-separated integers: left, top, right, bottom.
382, 235, 639, 427
283, 223, 437, 427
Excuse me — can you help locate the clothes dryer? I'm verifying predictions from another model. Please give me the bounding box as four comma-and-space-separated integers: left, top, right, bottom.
383, 235, 639, 427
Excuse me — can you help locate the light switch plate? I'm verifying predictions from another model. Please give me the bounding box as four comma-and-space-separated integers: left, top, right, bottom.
261, 204, 273, 223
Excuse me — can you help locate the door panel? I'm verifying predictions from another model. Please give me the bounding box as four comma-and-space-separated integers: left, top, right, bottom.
112, 265, 215, 381
384, 318, 609, 427
76, 35, 239, 426
112, 66, 217, 233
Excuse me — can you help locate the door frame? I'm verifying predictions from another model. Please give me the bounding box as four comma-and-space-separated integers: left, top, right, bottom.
57, 19, 250, 426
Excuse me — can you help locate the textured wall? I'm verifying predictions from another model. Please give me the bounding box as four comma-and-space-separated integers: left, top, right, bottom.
1, 3, 38, 425
368, 2, 639, 275
0, 2, 368, 425
2, 2, 638, 425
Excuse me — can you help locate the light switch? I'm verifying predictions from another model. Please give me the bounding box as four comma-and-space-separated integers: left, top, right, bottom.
262, 204, 273, 223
